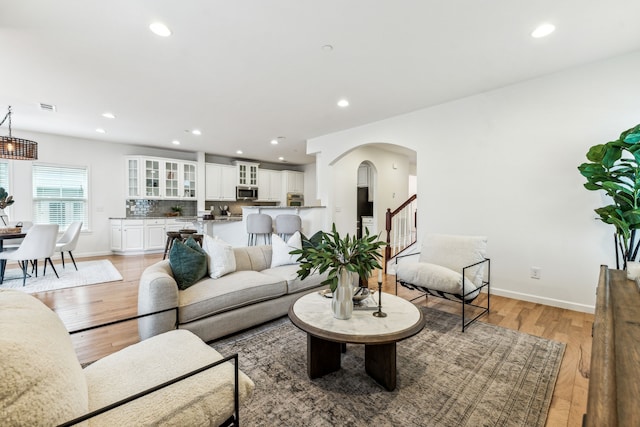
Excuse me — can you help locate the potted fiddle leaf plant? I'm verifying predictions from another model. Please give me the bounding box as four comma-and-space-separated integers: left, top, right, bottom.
578, 123, 640, 269
291, 223, 385, 320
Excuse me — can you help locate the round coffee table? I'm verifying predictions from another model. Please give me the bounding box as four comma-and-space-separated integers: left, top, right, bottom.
288, 291, 425, 391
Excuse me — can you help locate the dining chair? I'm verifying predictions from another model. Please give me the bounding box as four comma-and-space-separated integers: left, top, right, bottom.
2, 221, 34, 251
0, 224, 59, 286
55, 221, 83, 270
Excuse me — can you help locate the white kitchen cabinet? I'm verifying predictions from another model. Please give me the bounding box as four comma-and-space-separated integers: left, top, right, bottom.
283, 170, 304, 194
165, 218, 183, 233
144, 219, 166, 250
206, 163, 237, 201
235, 161, 259, 187
111, 219, 144, 253
125, 156, 197, 200
126, 158, 141, 198
110, 220, 123, 251
258, 169, 283, 202
182, 162, 197, 198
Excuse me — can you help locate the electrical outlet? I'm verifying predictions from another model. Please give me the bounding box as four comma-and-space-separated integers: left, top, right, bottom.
530, 267, 541, 280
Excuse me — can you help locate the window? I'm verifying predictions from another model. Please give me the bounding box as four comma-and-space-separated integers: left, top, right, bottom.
33, 164, 88, 230
0, 162, 8, 190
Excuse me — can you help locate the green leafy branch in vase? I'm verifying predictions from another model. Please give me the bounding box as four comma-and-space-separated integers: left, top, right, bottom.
290, 223, 386, 292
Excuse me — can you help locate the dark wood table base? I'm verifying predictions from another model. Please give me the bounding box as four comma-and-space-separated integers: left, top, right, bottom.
307, 334, 397, 391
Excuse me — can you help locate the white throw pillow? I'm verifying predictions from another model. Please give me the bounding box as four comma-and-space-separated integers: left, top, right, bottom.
418, 233, 487, 286
270, 231, 302, 268
396, 262, 479, 300
202, 235, 236, 279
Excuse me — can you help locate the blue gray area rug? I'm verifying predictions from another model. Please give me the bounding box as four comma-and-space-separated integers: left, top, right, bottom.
213, 307, 564, 427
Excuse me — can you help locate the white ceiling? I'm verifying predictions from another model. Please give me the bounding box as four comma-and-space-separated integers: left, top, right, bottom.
1, 1, 640, 165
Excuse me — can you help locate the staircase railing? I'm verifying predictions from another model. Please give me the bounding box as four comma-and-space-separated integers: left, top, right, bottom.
385, 194, 417, 270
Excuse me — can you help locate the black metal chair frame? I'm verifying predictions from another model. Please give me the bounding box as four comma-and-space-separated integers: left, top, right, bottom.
59, 307, 241, 427
395, 254, 491, 332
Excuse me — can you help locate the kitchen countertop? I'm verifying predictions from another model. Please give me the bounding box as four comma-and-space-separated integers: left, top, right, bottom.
110, 216, 243, 222
242, 206, 326, 209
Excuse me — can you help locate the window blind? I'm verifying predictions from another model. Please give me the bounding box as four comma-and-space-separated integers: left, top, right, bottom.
0, 162, 8, 190
32, 164, 88, 230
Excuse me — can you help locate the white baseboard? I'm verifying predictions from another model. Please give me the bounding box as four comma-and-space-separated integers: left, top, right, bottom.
491, 287, 595, 314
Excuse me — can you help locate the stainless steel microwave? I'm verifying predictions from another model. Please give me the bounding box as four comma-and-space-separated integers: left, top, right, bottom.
236, 186, 258, 200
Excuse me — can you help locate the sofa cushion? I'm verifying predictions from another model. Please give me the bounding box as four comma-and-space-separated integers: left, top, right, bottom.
170, 238, 208, 290
270, 231, 302, 268
84, 329, 254, 426
0, 289, 89, 426
233, 245, 272, 272
178, 271, 287, 323
262, 264, 329, 294
203, 235, 236, 279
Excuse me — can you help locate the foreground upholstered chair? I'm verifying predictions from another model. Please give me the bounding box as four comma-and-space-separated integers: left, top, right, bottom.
395, 233, 490, 331
0, 289, 254, 426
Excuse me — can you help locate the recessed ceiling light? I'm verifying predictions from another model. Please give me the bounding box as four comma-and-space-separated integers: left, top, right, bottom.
236, 150, 243, 155
531, 23, 555, 38
278, 156, 285, 161
270, 139, 278, 145
150, 22, 171, 37
337, 99, 349, 108
322, 44, 333, 52
102, 112, 115, 119
191, 129, 202, 136
96, 128, 106, 133
172, 140, 180, 145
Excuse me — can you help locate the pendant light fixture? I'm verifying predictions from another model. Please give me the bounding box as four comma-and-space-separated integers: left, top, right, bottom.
0, 106, 38, 160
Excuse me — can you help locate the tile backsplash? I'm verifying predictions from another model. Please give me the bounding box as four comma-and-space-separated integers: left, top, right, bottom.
126, 200, 197, 218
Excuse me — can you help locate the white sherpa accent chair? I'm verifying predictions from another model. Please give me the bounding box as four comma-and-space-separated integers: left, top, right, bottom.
395, 233, 490, 331
0, 289, 254, 427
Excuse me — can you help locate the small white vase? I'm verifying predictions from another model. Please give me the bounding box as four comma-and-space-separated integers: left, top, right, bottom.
332, 268, 354, 320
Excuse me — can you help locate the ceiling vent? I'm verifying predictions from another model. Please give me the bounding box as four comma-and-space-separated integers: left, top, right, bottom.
39, 103, 56, 112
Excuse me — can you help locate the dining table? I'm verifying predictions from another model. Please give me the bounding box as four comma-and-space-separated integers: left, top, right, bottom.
0, 232, 26, 252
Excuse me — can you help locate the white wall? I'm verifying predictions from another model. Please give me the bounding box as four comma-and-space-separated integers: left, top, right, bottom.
308, 50, 640, 313
5, 131, 198, 257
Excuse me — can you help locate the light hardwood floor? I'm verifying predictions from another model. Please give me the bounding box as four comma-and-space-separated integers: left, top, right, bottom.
32, 254, 592, 427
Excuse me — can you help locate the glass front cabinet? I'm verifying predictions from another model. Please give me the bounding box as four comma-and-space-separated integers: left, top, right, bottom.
235, 161, 259, 187
125, 156, 197, 200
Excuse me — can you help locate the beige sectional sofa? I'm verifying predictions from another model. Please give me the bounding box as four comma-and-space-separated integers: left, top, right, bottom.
138, 244, 328, 343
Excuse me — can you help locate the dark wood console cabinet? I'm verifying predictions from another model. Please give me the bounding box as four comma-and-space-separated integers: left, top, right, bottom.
584, 265, 640, 426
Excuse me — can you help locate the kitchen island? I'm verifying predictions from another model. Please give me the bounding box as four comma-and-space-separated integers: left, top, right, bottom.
110, 206, 328, 253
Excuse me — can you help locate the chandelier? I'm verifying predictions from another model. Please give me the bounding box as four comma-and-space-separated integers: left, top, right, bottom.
0, 106, 38, 160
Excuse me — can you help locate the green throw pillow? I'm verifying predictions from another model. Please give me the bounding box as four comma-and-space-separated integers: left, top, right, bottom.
169, 237, 208, 290
302, 230, 324, 249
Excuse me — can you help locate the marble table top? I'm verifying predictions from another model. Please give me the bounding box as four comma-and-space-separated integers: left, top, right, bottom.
289, 291, 424, 344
